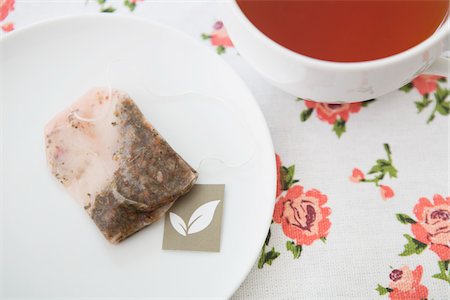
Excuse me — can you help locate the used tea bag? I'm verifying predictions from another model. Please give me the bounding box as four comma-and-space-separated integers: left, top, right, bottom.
45, 88, 198, 243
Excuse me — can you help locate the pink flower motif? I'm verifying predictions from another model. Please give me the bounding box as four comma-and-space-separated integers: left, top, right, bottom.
411, 194, 450, 261
349, 168, 364, 183
388, 266, 428, 300
380, 185, 394, 200
1, 21, 13, 32
213, 20, 224, 30
210, 26, 233, 48
412, 75, 445, 96
273, 185, 331, 246
0, 0, 14, 22
304, 101, 361, 125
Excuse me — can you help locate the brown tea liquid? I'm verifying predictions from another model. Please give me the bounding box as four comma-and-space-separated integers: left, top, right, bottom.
237, 0, 449, 62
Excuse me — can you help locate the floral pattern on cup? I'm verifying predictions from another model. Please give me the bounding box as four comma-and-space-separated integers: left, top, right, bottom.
350, 143, 397, 200
201, 21, 234, 55
376, 265, 428, 300
396, 194, 450, 284
400, 75, 449, 123
258, 154, 331, 268
299, 98, 374, 137
1, 0, 14, 32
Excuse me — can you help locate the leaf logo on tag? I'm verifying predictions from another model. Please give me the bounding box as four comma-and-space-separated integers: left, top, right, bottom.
169, 200, 221, 236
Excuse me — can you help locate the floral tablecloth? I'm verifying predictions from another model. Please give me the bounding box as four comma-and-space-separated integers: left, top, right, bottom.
2, 1, 449, 299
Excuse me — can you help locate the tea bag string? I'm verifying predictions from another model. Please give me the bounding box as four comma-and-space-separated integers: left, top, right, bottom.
133, 90, 258, 170
79, 59, 258, 170
137, 84, 258, 171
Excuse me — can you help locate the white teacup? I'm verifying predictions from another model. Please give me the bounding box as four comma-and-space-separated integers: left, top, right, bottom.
224, 1, 449, 103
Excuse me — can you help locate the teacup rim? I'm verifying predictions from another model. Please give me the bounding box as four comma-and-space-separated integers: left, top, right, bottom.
228, 0, 450, 70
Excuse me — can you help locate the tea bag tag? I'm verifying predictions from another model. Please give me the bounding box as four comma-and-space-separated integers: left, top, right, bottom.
162, 184, 225, 252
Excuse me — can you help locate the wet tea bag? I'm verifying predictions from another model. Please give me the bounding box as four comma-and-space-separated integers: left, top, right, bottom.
45, 88, 198, 244
45, 59, 255, 244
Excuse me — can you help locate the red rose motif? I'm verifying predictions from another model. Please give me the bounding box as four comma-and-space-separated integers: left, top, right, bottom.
411, 195, 450, 261
1, 21, 13, 32
349, 168, 364, 183
412, 75, 445, 96
388, 266, 428, 300
210, 21, 233, 47
275, 154, 282, 197
273, 185, 331, 245
304, 100, 361, 124
0, 0, 14, 22
380, 185, 394, 201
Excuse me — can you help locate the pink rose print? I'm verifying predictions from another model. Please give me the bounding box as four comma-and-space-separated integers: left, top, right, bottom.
1, 20, 13, 32
0, 0, 14, 33
400, 75, 449, 123
304, 101, 361, 125
210, 30, 232, 47
396, 194, 450, 283
412, 195, 450, 261
259, 154, 329, 268
0, 0, 14, 22
273, 185, 331, 246
350, 144, 397, 201
380, 185, 394, 201
376, 266, 428, 300
201, 21, 234, 55
299, 98, 374, 138
349, 168, 365, 183
412, 75, 445, 96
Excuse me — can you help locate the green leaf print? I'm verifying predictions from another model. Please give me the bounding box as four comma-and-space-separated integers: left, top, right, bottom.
264, 228, 271, 246
375, 284, 393, 296
101, 6, 116, 13
368, 165, 382, 174
361, 99, 376, 107
399, 234, 427, 256
415, 96, 432, 112
432, 260, 450, 283
201, 33, 211, 40
300, 108, 314, 122
124, 0, 137, 11
286, 241, 302, 259
436, 101, 450, 115
399, 82, 414, 93
281, 165, 299, 190
420, 83, 449, 123
216, 45, 226, 55
258, 223, 280, 269
395, 213, 417, 224
258, 246, 280, 269
357, 143, 397, 189
332, 119, 346, 138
